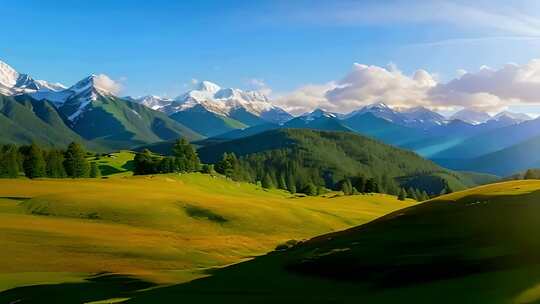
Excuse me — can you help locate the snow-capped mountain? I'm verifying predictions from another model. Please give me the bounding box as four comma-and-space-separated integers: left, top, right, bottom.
492, 111, 532, 123
344, 103, 446, 128
130, 95, 172, 111
449, 108, 491, 125
400, 106, 446, 127
345, 102, 401, 122
300, 108, 337, 121
161, 80, 292, 124
0, 60, 66, 96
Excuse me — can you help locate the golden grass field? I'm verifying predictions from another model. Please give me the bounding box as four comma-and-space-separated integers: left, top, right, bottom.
0, 173, 415, 291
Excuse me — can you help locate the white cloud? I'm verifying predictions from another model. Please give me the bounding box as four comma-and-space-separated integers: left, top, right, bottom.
94, 74, 122, 94
277, 59, 540, 114
246, 78, 272, 95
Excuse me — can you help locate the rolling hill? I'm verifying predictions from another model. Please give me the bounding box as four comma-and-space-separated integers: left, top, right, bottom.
121, 180, 540, 303
0, 173, 415, 303
198, 129, 497, 194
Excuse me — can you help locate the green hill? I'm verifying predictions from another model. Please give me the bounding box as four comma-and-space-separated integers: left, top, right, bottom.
0, 94, 98, 149
0, 174, 415, 303
122, 180, 540, 303
65, 95, 202, 151
169, 105, 247, 137
445, 134, 540, 176
198, 129, 496, 194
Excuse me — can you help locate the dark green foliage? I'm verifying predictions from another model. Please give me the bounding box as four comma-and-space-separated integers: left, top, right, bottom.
262, 173, 275, 189
64, 142, 90, 178
0, 145, 20, 178
45, 150, 67, 178
303, 183, 318, 196
89, 162, 101, 178
201, 164, 214, 174
22, 143, 46, 179
133, 139, 201, 175
398, 188, 406, 201
172, 138, 201, 172
199, 129, 475, 195
134, 149, 159, 175
340, 179, 353, 195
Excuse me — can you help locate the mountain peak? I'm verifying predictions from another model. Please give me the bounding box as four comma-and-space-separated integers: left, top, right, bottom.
197, 80, 221, 93
493, 110, 532, 122
0, 60, 19, 89
450, 108, 491, 125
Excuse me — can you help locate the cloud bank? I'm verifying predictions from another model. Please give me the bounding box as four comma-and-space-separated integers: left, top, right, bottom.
275, 59, 540, 115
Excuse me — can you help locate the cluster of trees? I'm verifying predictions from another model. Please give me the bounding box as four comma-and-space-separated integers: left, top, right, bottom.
397, 187, 430, 201
211, 151, 428, 199
0, 142, 100, 179
133, 139, 201, 175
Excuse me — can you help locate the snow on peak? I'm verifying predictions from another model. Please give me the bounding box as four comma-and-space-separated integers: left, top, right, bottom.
0, 60, 19, 89
493, 111, 531, 122
167, 80, 287, 121
133, 95, 172, 110
302, 108, 336, 121
196, 80, 221, 93
450, 108, 492, 125
0, 59, 66, 96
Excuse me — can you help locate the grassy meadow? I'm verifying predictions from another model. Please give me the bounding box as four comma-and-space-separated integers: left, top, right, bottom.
116, 179, 540, 304
0, 173, 415, 293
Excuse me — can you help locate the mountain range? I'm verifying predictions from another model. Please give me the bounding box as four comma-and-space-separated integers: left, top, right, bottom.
2, 58, 540, 176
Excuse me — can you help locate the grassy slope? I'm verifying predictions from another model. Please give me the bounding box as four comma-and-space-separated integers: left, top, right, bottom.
120, 180, 540, 304
170, 105, 247, 137
70, 96, 202, 151
90, 151, 135, 177
0, 174, 414, 294
198, 129, 498, 193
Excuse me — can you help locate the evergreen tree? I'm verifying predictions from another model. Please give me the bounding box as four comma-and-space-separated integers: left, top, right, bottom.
356, 175, 366, 193
286, 174, 296, 194
278, 174, 287, 190
64, 142, 90, 178
45, 150, 66, 178
262, 173, 274, 189
524, 169, 537, 180
414, 188, 423, 201
23, 143, 46, 179
407, 187, 417, 200
303, 183, 318, 196
340, 178, 353, 195
421, 190, 430, 201
89, 162, 101, 178
365, 178, 374, 193
172, 138, 201, 172
134, 149, 157, 175
398, 188, 406, 201
0, 145, 20, 178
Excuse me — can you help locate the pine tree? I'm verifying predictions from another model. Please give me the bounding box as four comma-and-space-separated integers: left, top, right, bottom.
286, 174, 296, 194
89, 162, 101, 178
134, 149, 157, 175
45, 150, 66, 178
278, 174, 287, 190
172, 138, 201, 172
356, 175, 366, 193
421, 190, 430, 201
407, 187, 417, 200
0, 145, 20, 178
303, 183, 318, 196
398, 188, 406, 201
262, 173, 274, 189
524, 169, 537, 180
23, 143, 46, 179
64, 142, 90, 178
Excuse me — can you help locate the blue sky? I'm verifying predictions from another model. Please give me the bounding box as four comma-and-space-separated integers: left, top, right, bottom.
3, 0, 540, 115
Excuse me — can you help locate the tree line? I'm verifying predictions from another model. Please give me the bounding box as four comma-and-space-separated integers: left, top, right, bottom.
211, 151, 430, 200
133, 138, 202, 175
0, 142, 100, 179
